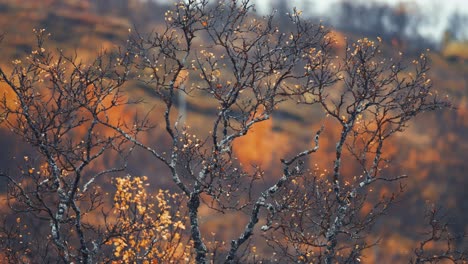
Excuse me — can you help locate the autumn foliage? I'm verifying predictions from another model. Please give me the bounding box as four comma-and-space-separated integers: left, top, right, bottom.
108, 176, 191, 263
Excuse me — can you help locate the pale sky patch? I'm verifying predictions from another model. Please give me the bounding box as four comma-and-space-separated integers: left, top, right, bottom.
252, 0, 468, 40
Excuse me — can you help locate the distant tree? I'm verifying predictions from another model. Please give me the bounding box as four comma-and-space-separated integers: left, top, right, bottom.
446, 12, 468, 41
0, 1, 464, 263
334, 1, 433, 51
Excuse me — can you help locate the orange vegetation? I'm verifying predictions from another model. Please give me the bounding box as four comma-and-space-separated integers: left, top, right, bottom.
232, 118, 291, 172
109, 176, 191, 263
329, 30, 347, 50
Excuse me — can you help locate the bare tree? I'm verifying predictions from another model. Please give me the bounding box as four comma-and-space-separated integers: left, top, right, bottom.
263, 38, 450, 263
411, 206, 468, 263
102, 0, 451, 263
0, 29, 136, 263
103, 1, 336, 262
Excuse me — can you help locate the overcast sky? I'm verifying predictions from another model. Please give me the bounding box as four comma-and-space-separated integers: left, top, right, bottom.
253, 0, 468, 40
253, 0, 468, 15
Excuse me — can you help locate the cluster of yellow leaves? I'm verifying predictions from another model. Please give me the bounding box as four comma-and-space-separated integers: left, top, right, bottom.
109, 176, 192, 263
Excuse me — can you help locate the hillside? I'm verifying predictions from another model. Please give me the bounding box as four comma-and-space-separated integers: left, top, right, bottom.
0, 1, 468, 262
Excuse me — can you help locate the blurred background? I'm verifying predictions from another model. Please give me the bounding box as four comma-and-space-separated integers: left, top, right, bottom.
0, 0, 467, 262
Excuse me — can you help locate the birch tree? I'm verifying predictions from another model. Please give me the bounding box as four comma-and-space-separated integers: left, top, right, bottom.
104, 0, 450, 263
0, 29, 136, 263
